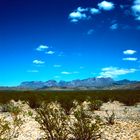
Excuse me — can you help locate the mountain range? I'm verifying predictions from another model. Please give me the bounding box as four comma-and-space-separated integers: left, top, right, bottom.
0, 77, 139, 90
17, 77, 140, 90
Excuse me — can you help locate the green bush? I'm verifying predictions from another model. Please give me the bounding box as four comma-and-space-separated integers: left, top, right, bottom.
0, 101, 25, 140
0, 90, 140, 106
69, 102, 104, 140
35, 101, 104, 140
35, 101, 69, 140
89, 100, 103, 111
0, 117, 10, 139
105, 110, 115, 125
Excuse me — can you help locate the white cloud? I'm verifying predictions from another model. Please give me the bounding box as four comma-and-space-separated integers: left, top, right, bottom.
33, 60, 45, 64
90, 8, 100, 14
61, 71, 71, 75
53, 65, 61, 68
98, 66, 137, 78
69, 7, 90, 23
77, 7, 88, 12
136, 16, 140, 20
123, 57, 138, 61
123, 50, 137, 55
134, 0, 140, 5
69, 11, 87, 22
69, 1, 114, 23
71, 19, 79, 23
131, 0, 140, 20
27, 70, 39, 73
46, 51, 55, 55
36, 45, 49, 51
110, 23, 118, 30
98, 1, 114, 11
61, 71, 79, 75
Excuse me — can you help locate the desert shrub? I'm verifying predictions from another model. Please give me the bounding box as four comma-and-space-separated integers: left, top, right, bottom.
105, 110, 115, 125
35, 101, 69, 140
69, 102, 104, 140
0, 117, 10, 139
0, 101, 21, 114
89, 100, 103, 111
59, 99, 74, 115
7, 103, 21, 116
35, 100, 104, 140
27, 96, 42, 109
0, 90, 140, 106
0, 101, 24, 140
0, 104, 9, 112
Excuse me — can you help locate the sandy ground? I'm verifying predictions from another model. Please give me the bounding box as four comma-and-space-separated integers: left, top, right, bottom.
0, 101, 140, 140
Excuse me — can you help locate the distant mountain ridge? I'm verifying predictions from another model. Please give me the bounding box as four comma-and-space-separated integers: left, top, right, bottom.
18, 77, 139, 89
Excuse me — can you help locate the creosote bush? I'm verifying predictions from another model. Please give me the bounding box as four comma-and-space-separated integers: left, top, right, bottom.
35, 100, 104, 140
35, 101, 70, 140
105, 110, 115, 125
89, 100, 103, 111
0, 117, 10, 139
69, 102, 104, 140
0, 101, 25, 140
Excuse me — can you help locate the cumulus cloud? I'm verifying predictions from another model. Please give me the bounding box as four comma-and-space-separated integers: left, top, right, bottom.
69, 1, 115, 23
46, 51, 55, 55
77, 7, 88, 12
53, 65, 61, 68
69, 7, 90, 22
36, 45, 49, 51
98, 66, 137, 78
110, 23, 118, 30
33, 60, 45, 64
131, 0, 140, 20
70, 19, 79, 23
123, 50, 137, 55
69, 11, 87, 22
61, 71, 72, 75
61, 71, 79, 75
123, 57, 138, 61
134, 0, 140, 4
90, 8, 100, 14
98, 1, 115, 11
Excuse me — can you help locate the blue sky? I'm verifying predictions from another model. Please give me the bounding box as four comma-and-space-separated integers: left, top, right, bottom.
0, 0, 140, 86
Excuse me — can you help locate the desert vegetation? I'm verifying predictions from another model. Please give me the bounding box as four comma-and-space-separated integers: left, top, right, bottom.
0, 90, 140, 106
0, 90, 140, 140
